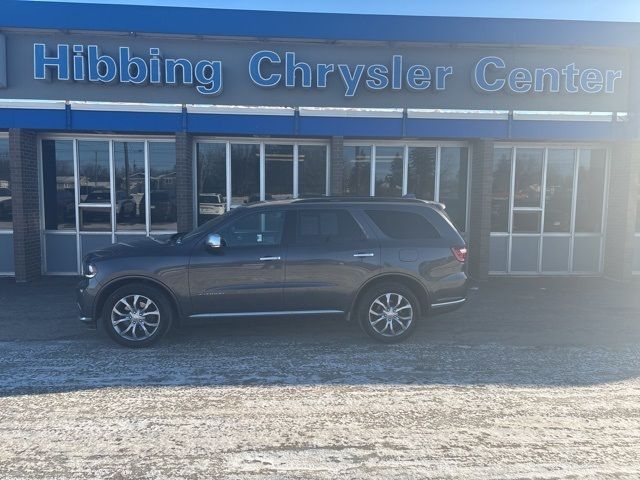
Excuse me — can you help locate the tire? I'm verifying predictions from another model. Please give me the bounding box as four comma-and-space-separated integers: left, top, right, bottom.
102, 283, 172, 348
358, 282, 421, 343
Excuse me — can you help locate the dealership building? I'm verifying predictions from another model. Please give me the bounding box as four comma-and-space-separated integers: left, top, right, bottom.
0, 2, 638, 281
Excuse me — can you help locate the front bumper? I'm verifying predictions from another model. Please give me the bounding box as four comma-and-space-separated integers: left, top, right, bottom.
76, 277, 98, 329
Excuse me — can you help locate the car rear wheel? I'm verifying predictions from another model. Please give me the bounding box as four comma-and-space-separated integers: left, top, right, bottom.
358, 283, 420, 343
102, 283, 172, 348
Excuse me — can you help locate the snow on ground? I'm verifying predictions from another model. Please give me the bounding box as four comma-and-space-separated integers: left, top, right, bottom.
1, 337, 639, 479
1, 277, 639, 478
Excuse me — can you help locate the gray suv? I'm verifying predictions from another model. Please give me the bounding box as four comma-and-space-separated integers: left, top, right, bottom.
77, 197, 468, 347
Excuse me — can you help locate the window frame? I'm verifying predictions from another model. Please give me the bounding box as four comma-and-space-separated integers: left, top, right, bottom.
0, 133, 11, 233
38, 134, 177, 274
343, 140, 470, 233
489, 143, 610, 275
218, 208, 286, 248
289, 208, 367, 246
193, 138, 331, 225
365, 208, 441, 240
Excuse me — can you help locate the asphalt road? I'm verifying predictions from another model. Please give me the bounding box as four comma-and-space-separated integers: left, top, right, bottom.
0, 277, 639, 479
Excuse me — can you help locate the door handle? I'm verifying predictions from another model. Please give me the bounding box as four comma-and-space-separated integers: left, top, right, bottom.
353, 253, 375, 258
259, 256, 281, 261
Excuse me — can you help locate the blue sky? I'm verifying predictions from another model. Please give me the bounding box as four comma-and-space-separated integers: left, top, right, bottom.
25, 0, 640, 22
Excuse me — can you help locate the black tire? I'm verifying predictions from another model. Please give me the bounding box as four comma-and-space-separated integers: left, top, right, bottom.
102, 283, 172, 348
358, 282, 421, 343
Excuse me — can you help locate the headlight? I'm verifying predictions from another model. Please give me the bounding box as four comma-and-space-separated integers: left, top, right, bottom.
84, 263, 98, 278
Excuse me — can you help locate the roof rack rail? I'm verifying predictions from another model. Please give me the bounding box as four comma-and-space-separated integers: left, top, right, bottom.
293, 196, 446, 209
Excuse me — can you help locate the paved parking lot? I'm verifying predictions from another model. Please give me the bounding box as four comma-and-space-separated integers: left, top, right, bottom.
0, 276, 639, 479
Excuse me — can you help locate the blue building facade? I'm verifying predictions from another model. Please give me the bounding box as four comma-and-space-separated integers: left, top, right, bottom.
0, 2, 638, 280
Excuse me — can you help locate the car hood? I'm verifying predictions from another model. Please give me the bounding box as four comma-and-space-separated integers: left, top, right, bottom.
85, 235, 178, 262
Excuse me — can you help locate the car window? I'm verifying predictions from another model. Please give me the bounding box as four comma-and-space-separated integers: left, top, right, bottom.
220, 210, 285, 247
85, 191, 110, 203
366, 209, 440, 239
295, 209, 365, 244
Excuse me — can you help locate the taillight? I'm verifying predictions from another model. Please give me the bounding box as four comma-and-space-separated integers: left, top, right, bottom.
451, 246, 468, 263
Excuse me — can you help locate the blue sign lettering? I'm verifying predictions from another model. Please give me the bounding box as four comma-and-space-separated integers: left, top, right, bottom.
365, 65, 389, 90
474, 56, 506, 92
473, 56, 623, 95
34, 43, 70, 81
32, 43, 624, 98
249, 50, 281, 87
285, 52, 312, 88
194, 60, 222, 95
406, 65, 430, 90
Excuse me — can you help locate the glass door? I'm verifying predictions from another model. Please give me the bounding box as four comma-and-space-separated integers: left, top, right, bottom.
489, 145, 608, 275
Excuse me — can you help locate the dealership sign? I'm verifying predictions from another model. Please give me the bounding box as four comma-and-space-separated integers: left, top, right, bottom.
33, 44, 624, 98
0, 32, 629, 110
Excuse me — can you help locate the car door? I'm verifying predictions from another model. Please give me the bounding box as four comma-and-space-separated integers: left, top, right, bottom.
188, 209, 286, 316
283, 207, 380, 313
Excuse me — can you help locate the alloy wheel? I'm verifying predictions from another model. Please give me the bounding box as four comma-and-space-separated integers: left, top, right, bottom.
368, 292, 414, 337
111, 294, 161, 341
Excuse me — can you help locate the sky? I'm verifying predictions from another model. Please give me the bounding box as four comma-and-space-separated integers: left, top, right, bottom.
24, 0, 640, 22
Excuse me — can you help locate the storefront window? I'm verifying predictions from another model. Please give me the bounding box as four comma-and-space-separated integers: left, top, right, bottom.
513, 211, 541, 233
197, 143, 227, 225
636, 170, 640, 233
0, 139, 10, 229
343, 146, 371, 196
42, 139, 76, 230
514, 148, 544, 208
374, 146, 403, 197
439, 147, 468, 232
298, 145, 327, 197
231, 143, 260, 206
491, 148, 511, 232
114, 142, 145, 231
490, 145, 609, 275
148, 142, 177, 231
77, 141, 111, 232
575, 149, 606, 233
265, 144, 294, 201
407, 147, 436, 201
544, 149, 575, 233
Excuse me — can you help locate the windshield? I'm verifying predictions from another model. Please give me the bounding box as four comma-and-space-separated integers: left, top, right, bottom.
180, 207, 243, 242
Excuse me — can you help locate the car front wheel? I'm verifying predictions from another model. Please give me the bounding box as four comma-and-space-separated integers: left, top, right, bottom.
359, 283, 420, 343
102, 283, 172, 348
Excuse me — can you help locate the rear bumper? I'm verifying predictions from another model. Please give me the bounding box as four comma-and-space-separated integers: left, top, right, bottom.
430, 297, 466, 315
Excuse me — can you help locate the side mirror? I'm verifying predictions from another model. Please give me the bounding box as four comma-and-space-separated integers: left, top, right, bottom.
206, 233, 223, 250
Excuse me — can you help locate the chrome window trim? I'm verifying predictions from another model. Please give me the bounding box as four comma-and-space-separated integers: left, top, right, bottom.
190, 309, 344, 319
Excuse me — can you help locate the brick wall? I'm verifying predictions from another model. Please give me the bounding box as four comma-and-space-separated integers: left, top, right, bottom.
467, 139, 494, 282
9, 129, 41, 282
329, 136, 344, 195
604, 142, 640, 282
175, 131, 194, 232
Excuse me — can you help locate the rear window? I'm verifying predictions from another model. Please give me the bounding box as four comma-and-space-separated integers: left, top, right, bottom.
366, 209, 440, 239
